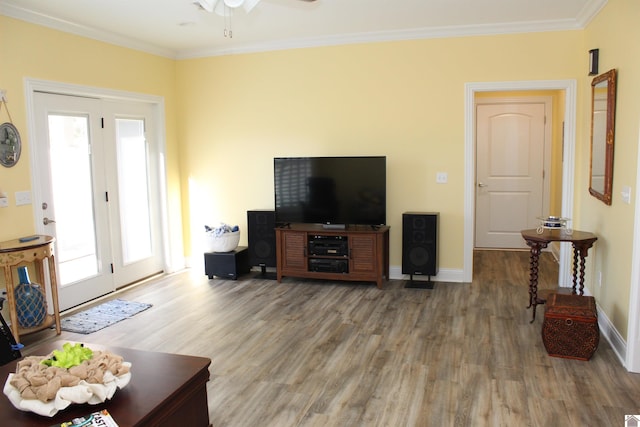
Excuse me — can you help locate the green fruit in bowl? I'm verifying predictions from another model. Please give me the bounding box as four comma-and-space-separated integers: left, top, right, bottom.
41, 342, 93, 368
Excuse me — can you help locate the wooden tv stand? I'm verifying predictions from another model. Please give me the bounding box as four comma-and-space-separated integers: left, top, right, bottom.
275, 224, 390, 288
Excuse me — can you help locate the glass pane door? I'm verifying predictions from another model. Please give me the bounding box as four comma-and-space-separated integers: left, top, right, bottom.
48, 114, 100, 285
115, 118, 153, 264
33, 92, 114, 311
102, 99, 164, 287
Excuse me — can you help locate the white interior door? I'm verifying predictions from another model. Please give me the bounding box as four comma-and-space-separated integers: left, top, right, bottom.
475, 99, 551, 248
32, 92, 164, 310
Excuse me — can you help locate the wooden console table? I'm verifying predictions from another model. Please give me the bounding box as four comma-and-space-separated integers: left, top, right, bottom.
0, 340, 211, 426
0, 235, 61, 342
521, 228, 597, 322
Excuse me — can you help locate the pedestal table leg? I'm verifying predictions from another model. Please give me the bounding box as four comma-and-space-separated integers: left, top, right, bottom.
572, 246, 579, 294
525, 240, 547, 322
573, 242, 593, 296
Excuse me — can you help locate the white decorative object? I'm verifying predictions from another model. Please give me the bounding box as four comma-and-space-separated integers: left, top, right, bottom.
3, 363, 131, 417
206, 230, 240, 252
536, 216, 573, 235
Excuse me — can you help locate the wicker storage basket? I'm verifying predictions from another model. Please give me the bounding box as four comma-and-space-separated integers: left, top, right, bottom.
542, 293, 599, 361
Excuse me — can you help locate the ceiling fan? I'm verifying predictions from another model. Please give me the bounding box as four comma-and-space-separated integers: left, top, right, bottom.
196, 0, 317, 16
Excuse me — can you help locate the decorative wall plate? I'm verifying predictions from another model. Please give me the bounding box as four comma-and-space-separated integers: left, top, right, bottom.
0, 122, 21, 167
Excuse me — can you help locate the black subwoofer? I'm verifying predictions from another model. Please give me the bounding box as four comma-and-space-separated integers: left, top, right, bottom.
247, 210, 277, 269
402, 212, 439, 288
204, 247, 249, 280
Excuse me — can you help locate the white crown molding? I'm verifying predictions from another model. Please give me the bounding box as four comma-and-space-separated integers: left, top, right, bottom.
576, 0, 608, 27
0, 2, 176, 58
177, 19, 585, 59
2, 0, 607, 60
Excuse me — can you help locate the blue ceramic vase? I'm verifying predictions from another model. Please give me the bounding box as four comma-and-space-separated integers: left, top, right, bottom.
14, 266, 47, 328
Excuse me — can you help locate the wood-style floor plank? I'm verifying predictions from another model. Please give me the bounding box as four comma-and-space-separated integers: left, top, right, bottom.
19, 250, 640, 426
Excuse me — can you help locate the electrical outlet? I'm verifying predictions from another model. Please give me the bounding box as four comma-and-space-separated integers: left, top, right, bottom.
621, 186, 632, 204
0, 197, 7, 208
436, 172, 448, 184
15, 191, 32, 206
598, 271, 602, 287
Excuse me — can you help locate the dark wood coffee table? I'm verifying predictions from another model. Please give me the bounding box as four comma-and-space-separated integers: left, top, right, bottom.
0, 341, 211, 426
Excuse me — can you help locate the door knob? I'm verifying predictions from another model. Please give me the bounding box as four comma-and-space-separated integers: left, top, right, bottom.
478, 182, 488, 187
43, 217, 56, 225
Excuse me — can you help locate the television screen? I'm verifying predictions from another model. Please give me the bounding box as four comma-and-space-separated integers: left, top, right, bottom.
274, 156, 386, 226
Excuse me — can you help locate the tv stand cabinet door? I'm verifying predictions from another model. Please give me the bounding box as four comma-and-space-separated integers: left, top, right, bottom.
278, 230, 307, 274
349, 234, 377, 276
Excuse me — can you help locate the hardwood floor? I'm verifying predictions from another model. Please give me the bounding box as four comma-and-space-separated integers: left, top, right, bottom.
20, 250, 640, 426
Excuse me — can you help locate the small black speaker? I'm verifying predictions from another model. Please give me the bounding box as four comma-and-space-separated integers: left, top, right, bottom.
204, 247, 250, 280
247, 210, 277, 268
402, 212, 438, 288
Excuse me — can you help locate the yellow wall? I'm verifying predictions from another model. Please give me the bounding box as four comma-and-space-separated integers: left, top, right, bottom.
176, 31, 583, 272
0, 15, 183, 272
2, 0, 640, 342
581, 0, 640, 339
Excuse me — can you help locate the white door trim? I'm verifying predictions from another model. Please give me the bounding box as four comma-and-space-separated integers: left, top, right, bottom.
464, 80, 577, 286
626, 123, 640, 372
23, 78, 180, 276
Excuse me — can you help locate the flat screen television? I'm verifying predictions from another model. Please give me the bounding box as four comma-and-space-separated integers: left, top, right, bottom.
274, 156, 386, 227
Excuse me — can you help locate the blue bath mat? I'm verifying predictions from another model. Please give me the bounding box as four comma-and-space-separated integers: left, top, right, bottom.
59, 299, 152, 334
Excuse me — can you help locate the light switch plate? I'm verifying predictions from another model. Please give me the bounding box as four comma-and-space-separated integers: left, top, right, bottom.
15, 191, 32, 206
621, 186, 632, 204
436, 172, 448, 184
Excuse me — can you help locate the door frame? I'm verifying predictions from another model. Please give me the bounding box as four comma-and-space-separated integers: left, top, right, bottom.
626, 124, 640, 372
474, 96, 553, 248
464, 80, 577, 287
23, 78, 177, 280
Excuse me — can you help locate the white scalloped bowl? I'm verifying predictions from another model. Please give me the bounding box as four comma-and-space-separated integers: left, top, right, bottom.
206, 230, 240, 253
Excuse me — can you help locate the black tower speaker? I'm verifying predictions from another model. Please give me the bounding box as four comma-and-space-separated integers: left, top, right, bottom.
247, 210, 277, 279
402, 212, 439, 289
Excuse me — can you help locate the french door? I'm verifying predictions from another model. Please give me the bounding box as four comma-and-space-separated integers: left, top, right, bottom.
32, 92, 164, 311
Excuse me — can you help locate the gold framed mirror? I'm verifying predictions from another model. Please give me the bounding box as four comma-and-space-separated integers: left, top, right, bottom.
589, 68, 617, 205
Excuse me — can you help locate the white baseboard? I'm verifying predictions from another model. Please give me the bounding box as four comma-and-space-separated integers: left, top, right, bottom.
596, 303, 627, 367
567, 286, 626, 367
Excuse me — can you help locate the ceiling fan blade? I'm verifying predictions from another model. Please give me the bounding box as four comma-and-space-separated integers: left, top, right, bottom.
196, 0, 215, 13
196, 0, 228, 15
199, 0, 315, 16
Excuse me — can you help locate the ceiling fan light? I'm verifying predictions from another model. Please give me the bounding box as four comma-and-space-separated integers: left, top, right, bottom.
214, 0, 228, 16
224, 0, 244, 8
243, 0, 261, 13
